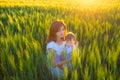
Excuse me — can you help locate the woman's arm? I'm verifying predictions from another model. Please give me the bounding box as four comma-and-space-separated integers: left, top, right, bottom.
58, 58, 71, 65
48, 48, 71, 68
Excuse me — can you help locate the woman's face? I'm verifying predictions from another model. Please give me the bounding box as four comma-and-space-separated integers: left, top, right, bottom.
56, 26, 65, 39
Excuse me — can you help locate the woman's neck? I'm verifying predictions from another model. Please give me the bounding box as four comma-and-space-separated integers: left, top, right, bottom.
56, 38, 63, 45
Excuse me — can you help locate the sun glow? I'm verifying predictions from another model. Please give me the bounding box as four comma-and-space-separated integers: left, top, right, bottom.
74, 0, 119, 8
78, 0, 102, 7
84, 0, 99, 4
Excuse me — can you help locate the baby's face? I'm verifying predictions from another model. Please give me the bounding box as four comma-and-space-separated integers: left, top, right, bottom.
66, 39, 75, 47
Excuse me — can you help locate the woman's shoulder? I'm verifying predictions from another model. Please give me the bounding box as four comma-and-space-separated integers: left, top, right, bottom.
47, 41, 56, 45
46, 41, 56, 49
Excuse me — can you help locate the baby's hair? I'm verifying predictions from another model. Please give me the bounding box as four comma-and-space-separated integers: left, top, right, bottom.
65, 32, 76, 41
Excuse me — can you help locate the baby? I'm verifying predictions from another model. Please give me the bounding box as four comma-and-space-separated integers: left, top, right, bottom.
61, 32, 77, 62
60, 32, 78, 72
65, 32, 77, 60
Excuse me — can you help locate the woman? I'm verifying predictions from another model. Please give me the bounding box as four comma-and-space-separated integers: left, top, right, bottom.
46, 20, 71, 79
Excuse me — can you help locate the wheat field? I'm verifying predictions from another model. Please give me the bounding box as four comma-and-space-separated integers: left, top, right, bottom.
0, 0, 120, 80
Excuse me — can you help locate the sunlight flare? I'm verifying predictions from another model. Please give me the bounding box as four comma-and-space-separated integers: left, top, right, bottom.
78, 0, 102, 6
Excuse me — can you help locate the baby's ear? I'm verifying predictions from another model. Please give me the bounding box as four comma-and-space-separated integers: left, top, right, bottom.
74, 40, 77, 44
75, 41, 78, 46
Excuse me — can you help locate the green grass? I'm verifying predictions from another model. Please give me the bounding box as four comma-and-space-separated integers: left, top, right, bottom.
0, 1, 120, 80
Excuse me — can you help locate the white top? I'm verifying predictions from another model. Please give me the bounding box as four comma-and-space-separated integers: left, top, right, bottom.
46, 41, 66, 62
64, 44, 76, 60
65, 44, 76, 54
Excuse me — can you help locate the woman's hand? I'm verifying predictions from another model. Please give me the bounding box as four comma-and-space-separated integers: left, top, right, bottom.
57, 61, 64, 67
69, 58, 72, 62
58, 64, 65, 70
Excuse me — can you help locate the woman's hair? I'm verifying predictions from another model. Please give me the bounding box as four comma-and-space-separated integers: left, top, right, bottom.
46, 20, 67, 43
